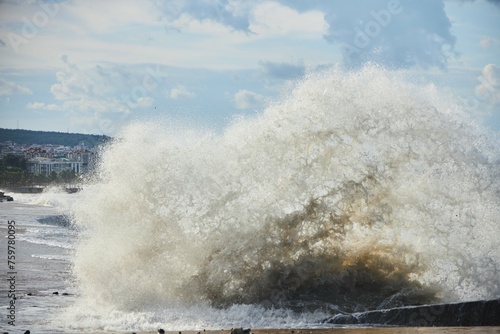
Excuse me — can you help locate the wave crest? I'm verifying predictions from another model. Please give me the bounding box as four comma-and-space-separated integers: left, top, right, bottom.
72, 65, 500, 313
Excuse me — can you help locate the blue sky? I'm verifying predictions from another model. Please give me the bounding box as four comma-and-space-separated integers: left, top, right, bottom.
0, 0, 499, 135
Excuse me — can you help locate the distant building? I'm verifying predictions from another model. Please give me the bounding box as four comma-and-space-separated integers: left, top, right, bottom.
22, 147, 54, 159
0, 141, 22, 158
66, 149, 96, 173
73, 141, 87, 151
0, 143, 15, 158
27, 157, 84, 175
2, 140, 98, 175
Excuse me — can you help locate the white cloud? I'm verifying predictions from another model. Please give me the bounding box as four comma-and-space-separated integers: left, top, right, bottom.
50, 57, 94, 101
164, 12, 234, 35
0, 78, 32, 95
322, 0, 457, 69
21, 56, 166, 133
234, 89, 265, 109
63, 0, 159, 34
169, 85, 196, 99
3, 0, 449, 72
250, 2, 327, 37
153, 0, 459, 69
135, 96, 154, 108
479, 36, 499, 48
480, 37, 494, 47
27, 101, 62, 111
46, 55, 163, 113
475, 63, 500, 104
154, 0, 254, 32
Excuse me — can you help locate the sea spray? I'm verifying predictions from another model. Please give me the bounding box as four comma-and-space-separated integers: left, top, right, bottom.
69, 65, 500, 328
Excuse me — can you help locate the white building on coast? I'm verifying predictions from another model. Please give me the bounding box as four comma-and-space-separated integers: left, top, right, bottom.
27, 157, 84, 175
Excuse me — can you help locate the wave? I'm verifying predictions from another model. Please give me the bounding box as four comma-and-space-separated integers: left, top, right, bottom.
31, 254, 73, 261
37, 214, 73, 228
17, 234, 75, 250
71, 65, 500, 321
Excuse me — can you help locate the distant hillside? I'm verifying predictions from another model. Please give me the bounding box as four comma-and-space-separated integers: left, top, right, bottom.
0, 128, 111, 148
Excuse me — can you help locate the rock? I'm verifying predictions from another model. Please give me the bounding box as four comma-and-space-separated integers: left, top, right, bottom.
323, 298, 500, 326
231, 328, 251, 334
0, 192, 14, 202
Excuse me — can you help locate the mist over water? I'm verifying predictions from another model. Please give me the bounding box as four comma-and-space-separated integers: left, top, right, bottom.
69, 65, 500, 329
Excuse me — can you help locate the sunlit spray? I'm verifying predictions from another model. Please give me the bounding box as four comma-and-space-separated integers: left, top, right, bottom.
68, 65, 500, 330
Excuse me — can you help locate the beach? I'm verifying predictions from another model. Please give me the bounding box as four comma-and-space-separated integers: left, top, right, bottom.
0, 196, 76, 333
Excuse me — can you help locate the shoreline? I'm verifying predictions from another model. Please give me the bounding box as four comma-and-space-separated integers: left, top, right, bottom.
1, 185, 81, 194
64, 327, 500, 334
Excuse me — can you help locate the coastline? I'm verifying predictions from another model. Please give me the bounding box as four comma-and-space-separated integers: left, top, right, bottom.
1, 185, 81, 194
65, 327, 500, 334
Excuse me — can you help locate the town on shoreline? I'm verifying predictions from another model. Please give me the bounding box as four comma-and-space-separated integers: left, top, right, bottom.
0, 129, 109, 189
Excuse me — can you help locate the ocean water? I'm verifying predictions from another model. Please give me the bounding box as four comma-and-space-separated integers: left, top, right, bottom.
2, 65, 500, 333
0, 190, 78, 333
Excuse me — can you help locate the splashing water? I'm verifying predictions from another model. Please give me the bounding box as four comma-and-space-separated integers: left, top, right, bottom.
69, 65, 500, 329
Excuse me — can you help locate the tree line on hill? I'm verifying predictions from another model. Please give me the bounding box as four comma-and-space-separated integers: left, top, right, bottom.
0, 128, 111, 147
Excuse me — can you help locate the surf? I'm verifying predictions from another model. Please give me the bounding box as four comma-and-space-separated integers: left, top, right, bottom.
68, 64, 500, 329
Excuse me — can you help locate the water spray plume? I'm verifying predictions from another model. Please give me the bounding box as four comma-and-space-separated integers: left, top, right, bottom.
72, 65, 500, 316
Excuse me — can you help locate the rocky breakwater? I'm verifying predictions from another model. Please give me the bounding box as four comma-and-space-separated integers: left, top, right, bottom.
323, 298, 500, 326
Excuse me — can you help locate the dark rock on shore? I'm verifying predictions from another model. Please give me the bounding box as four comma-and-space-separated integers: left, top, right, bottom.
323, 298, 500, 326
231, 328, 251, 334
0, 191, 14, 201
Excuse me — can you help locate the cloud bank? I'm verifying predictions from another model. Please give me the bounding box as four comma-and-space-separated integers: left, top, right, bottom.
234, 89, 265, 109
476, 64, 500, 104
169, 85, 196, 99
155, 0, 462, 69
321, 0, 456, 69
259, 60, 306, 80
0, 78, 32, 95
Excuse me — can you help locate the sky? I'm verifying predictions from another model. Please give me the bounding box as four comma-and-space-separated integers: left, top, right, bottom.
0, 0, 499, 136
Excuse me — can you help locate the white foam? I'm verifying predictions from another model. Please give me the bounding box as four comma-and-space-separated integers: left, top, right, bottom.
60, 302, 330, 332
17, 235, 75, 249
69, 65, 500, 330
31, 254, 73, 261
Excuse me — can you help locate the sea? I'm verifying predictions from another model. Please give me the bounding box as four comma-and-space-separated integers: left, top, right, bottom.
1, 66, 500, 333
